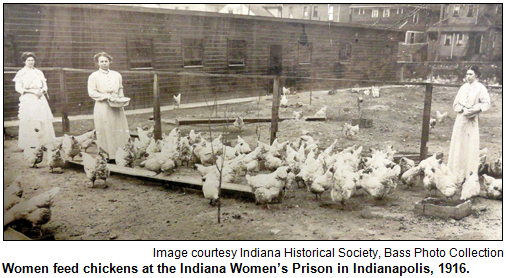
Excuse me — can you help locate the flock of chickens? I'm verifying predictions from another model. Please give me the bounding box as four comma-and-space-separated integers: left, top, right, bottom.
45, 122, 498, 207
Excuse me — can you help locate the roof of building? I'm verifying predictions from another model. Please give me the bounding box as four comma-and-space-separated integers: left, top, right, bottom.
426, 25, 491, 32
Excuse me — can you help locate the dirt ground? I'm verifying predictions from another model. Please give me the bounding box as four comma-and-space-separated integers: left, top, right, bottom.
3, 85, 503, 240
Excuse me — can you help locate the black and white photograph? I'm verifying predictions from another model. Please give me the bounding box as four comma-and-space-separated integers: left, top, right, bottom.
3, 3, 502, 242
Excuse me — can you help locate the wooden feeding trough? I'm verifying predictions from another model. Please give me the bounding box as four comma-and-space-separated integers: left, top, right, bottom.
351, 118, 373, 128
162, 116, 326, 126
414, 197, 472, 220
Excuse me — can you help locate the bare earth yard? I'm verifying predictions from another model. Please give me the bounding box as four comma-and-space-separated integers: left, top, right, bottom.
3, 85, 502, 240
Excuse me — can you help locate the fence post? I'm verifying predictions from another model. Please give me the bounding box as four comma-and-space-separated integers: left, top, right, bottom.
59, 68, 70, 133
270, 76, 281, 145
153, 73, 162, 140
420, 83, 433, 161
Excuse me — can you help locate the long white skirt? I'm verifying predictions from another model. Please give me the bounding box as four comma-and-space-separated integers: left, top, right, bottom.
18, 93, 56, 150
93, 101, 130, 159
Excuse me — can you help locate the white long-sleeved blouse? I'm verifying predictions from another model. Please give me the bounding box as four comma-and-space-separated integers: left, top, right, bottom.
87, 69, 124, 101
12, 67, 48, 95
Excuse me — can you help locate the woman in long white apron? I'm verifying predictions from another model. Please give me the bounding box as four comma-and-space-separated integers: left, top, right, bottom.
87, 52, 130, 160
447, 66, 490, 198
13, 52, 56, 151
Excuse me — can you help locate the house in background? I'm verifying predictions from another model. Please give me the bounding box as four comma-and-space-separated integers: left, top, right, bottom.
218, 4, 274, 17
109, 4, 226, 13
426, 4, 502, 61
280, 4, 350, 22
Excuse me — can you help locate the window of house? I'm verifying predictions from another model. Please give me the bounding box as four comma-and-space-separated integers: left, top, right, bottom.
228, 39, 246, 66
339, 43, 352, 61
397, 8, 404, 14
444, 34, 452, 46
453, 5, 460, 17
372, 8, 379, 17
127, 39, 154, 69
413, 12, 419, 23
383, 8, 390, 17
455, 33, 464, 46
303, 6, 308, 17
182, 38, 204, 67
357, 9, 365, 15
289, 6, 293, 18
467, 5, 474, 17
496, 5, 502, 15
298, 43, 312, 64
329, 6, 334, 21
313, 6, 318, 18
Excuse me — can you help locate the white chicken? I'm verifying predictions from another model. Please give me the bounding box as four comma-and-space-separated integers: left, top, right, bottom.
293, 111, 303, 120
460, 171, 480, 200
280, 94, 288, 107
398, 156, 416, 176
482, 174, 502, 199
202, 172, 220, 206
61, 134, 81, 161
309, 166, 335, 199
282, 86, 291, 95
4, 178, 23, 212
342, 122, 359, 139
82, 147, 110, 188
433, 167, 462, 199
401, 166, 424, 189
371, 86, 380, 98
436, 111, 448, 124
233, 115, 244, 131
246, 166, 291, 206
115, 137, 136, 168
430, 118, 436, 129
4, 187, 60, 231
173, 93, 181, 109
314, 106, 327, 118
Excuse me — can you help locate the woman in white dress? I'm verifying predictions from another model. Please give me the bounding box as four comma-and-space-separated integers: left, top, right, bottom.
88, 52, 130, 160
13, 52, 56, 151
447, 65, 490, 197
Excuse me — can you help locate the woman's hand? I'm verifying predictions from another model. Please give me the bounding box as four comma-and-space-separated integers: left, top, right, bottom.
463, 106, 481, 119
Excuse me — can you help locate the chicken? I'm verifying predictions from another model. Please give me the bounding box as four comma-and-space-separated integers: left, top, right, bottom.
80, 138, 96, 153
61, 135, 81, 161
236, 135, 252, 154
482, 174, 502, 200
433, 167, 462, 199
280, 94, 288, 107
246, 166, 291, 206
188, 130, 202, 145
430, 118, 436, 129
357, 164, 400, 200
246, 166, 290, 193
260, 152, 284, 171
115, 137, 136, 168
233, 115, 244, 131
4, 187, 60, 231
173, 93, 181, 109
309, 166, 335, 199
478, 152, 488, 176
24, 144, 47, 168
371, 86, 380, 98
4, 178, 23, 212
363, 89, 370, 96
202, 172, 220, 205
179, 136, 193, 166
436, 111, 448, 124
293, 110, 303, 120
460, 171, 480, 200
73, 130, 96, 145
160, 159, 177, 175
401, 166, 423, 189
342, 122, 359, 139
282, 86, 290, 95
314, 106, 327, 118
82, 147, 110, 188
47, 144, 65, 173
422, 167, 438, 197
331, 167, 359, 204
398, 156, 416, 176
191, 141, 216, 166
489, 157, 502, 178
323, 139, 339, 156
296, 150, 324, 188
